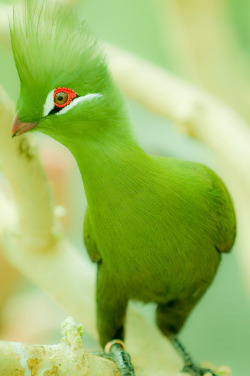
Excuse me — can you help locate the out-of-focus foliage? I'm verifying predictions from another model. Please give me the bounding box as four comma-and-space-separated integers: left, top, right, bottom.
228, 0, 250, 58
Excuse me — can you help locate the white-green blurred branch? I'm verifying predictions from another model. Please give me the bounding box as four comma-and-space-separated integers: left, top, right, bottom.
0, 89, 55, 249
0, 317, 119, 376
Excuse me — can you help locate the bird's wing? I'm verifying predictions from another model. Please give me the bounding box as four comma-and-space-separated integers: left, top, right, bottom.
203, 165, 236, 253
153, 155, 236, 254
83, 207, 102, 263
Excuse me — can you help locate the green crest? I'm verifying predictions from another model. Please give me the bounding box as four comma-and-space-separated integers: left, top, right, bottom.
10, 0, 106, 91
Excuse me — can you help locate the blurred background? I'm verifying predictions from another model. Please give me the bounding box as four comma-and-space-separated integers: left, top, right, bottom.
0, 0, 250, 375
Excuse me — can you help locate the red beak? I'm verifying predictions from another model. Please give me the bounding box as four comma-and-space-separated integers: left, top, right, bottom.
11, 115, 38, 138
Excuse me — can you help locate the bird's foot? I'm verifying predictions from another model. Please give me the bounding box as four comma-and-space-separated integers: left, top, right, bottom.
172, 337, 218, 376
93, 339, 135, 376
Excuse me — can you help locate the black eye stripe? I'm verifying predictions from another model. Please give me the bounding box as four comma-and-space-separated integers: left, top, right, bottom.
48, 106, 61, 115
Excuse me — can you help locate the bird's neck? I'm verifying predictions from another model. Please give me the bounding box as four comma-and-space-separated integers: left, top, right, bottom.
70, 121, 150, 209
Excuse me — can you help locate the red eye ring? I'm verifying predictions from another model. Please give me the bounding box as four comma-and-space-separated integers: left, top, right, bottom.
54, 87, 77, 108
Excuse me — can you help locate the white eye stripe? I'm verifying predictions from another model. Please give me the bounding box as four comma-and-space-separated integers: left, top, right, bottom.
56, 93, 102, 116
43, 89, 54, 117
43, 90, 102, 117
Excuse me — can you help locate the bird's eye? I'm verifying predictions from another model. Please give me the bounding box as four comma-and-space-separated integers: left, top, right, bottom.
53, 87, 77, 109
54, 92, 68, 105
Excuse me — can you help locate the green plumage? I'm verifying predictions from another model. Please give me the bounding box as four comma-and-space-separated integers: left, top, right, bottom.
11, 0, 236, 355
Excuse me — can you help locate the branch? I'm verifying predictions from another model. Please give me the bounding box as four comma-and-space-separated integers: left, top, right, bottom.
0, 243, 20, 310
0, 317, 119, 376
0, 88, 55, 249
0, 317, 231, 376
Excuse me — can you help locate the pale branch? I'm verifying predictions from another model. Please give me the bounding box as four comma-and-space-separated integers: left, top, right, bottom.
0, 317, 120, 376
156, 0, 250, 122
0, 242, 20, 310
0, 87, 185, 375
0, 87, 55, 249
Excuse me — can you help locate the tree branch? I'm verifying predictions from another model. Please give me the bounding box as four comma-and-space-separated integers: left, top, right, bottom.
0, 88, 55, 249
0, 317, 120, 376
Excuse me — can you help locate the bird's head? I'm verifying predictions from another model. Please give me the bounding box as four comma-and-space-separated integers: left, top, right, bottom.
10, 1, 126, 152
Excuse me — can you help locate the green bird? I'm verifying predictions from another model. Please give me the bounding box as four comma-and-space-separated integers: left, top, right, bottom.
10, 2, 236, 375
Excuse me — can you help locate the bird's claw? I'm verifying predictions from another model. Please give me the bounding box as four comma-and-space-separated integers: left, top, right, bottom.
172, 337, 218, 376
111, 348, 135, 376
93, 341, 135, 376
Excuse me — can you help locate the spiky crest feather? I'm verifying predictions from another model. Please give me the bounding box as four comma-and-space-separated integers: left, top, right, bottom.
10, 0, 106, 90
9, 0, 124, 125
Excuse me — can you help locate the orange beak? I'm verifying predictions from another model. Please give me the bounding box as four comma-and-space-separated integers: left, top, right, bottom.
11, 115, 38, 138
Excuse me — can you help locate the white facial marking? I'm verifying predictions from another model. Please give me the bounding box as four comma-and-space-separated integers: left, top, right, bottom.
43, 91, 102, 117
43, 89, 55, 117
55, 93, 102, 116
